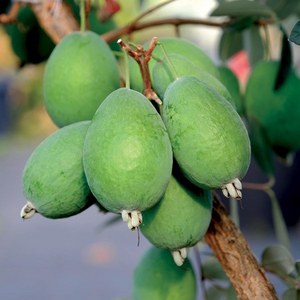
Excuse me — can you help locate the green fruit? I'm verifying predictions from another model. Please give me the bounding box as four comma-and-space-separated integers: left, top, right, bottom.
21, 121, 94, 219
141, 174, 212, 266
218, 65, 243, 115
244, 60, 300, 157
163, 75, 251, 199
133, 246, 197, 300
43, 31, 120, 127
152, 53, 235, 108
129, 37, 219, 93
83, 88, 173, 229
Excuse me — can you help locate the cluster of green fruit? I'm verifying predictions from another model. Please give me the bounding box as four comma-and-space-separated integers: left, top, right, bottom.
20, 29, 251, 299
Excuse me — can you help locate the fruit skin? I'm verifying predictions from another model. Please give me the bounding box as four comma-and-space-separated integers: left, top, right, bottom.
141, 174, 212, 251
43, 31, 120, 128
163, 75, 251, 190
22, 121, 94, 219
218, 65, 243, 115
129, 37, 219, 93
133, 246, 197, 300
83, 88, 173, 214
244, 60, 300, 156
152, 53, 235, 108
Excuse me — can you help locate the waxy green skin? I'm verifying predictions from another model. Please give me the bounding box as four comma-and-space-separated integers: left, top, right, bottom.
43, 31, 120, 128
129, 37, 219, 93
152, 53, 235, 108
141, 175, 212, 250
163, 75, 251, 190
244, 60, 300, 154
83, 88, 173, 214
133, 246, 197, 300
22, 121, 94, 219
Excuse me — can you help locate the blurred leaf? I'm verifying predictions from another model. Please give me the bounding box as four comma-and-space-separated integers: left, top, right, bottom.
211, 1, 276, 19
206, 286, 227, 300
275, 27, 292, 90
202, 256, 229, 281
261, 245, 295, 275
266, 189, 291, 250
243, 25, 265, 67
224, 284, 238, 300
289, 20, 300, 45
226, 16, 256, 31
295, 260, 300, 274
219, 30, 243, 61
265, 0, 300, 20
247, 115, 275, 178
96, 214, 122, 233
282, 288, 300, 300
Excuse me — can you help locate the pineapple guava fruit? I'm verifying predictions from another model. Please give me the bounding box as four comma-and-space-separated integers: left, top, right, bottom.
133, 246, 197, 300
129, 37, 219, 93
21, 121, 94, 219
141, 174, 212, 266
244, 60, 300, 160
43, 31, 120, 127
163, 75, 251, 199
83, 88, 173, 230
152, 53, 235, 108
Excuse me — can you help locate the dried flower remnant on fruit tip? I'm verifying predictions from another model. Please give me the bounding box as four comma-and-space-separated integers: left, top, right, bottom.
117, 38, 162, 105
222, 178, 242, 200
121, 210, 142, 231
172, 247, 187, 266
20, 201, 37, 219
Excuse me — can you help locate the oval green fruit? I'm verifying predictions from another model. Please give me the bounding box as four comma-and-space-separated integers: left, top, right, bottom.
141, 174, 212, 266
129, 37, 219, 93
133, 246, 197, 300
163, 75, 251, 199
152, 53, 235, 108
83, 88, 173, 230
244, 60, 300, 157
43, 31, 120, 127
21, 121, 94, 219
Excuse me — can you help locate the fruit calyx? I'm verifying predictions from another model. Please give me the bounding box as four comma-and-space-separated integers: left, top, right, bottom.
221, 178, 242, 200
20, 201, 37, 219
121, 209, 142, 230
171, 247, 187, 266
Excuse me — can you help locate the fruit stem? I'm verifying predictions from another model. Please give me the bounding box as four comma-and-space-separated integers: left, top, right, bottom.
118, 39, 131, 89
155, 39, 179, 81
80, 0, 86, 32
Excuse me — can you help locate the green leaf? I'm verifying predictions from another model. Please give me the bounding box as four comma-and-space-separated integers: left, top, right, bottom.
282, 288, 300, 300
261, 245, 295, 275
289, 20, 300, 45
202, 256, 229, 281
275, 27, 292, 90
210, 1, 276, 19
265, 0, 300, 20
225, 284, 238, 300
243, 25, 265, 67
219, 29, 243, 61
295, 260, 300, 274
266, 189, 291, 250
246, 114, 275, 178
206, 286, 227, 300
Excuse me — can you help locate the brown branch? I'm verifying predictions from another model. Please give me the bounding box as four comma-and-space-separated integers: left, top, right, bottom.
205, 193, 279, 300
101, 17, 233, 43
29, 2, 80, 44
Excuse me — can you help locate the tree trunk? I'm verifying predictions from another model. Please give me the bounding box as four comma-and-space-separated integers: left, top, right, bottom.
205, 193, 279, 300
